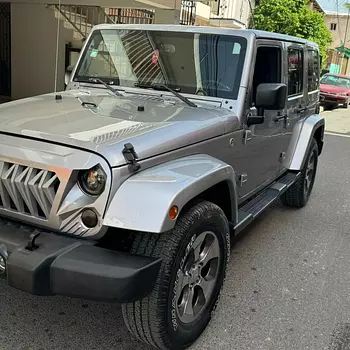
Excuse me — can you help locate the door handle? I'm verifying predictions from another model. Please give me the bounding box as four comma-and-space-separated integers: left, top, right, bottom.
274, 114, 290, 128
274, 114, 288, 122
297, 106, 306, 114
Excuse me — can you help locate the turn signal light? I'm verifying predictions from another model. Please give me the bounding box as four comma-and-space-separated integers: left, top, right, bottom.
169, 205, 178, 220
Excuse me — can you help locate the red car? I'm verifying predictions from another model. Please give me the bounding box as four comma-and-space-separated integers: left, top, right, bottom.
319, 73, 350, 110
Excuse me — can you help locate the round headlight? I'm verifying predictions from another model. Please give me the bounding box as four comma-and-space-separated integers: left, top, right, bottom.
79, 165, 106, 196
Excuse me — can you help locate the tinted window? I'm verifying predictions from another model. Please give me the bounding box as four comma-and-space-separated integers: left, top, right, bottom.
252, 46, 281, 104
74, 29, 247, 99
288, 48, 303, 96
307, 49, 319, 92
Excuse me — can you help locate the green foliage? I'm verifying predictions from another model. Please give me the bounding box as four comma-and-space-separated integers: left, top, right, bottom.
249, 0, 332, 66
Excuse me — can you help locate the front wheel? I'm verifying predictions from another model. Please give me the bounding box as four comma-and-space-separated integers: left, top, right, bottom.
281, 138, 318, 208
122, 200, 230, 350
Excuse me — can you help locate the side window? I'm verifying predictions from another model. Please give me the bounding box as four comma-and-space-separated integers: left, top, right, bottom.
287, 47, 303, 96
252, 46, 281, 105
307, 49, 319, 92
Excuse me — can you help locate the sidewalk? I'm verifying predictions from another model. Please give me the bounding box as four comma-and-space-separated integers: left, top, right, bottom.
322, 106, 350, 136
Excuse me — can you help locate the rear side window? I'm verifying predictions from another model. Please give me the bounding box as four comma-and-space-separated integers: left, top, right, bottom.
287, 47, 303, 96
307, 49, 319, 92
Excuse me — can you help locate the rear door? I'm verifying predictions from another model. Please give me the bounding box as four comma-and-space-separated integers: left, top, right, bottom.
278, 42, 307, 172
305, 46, 320, 114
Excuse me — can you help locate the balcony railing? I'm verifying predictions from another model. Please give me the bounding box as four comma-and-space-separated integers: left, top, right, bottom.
180, 0, 196, 25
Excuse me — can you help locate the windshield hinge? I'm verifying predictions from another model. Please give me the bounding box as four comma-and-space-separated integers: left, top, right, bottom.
279, 152, 286, 163
243, 130, 252, 144
238, 173, 248, 187
122, 143, 141, 172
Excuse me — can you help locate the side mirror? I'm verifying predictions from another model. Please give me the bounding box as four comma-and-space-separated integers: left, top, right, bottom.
65, 65, 75, 86
255, 83, 287, 110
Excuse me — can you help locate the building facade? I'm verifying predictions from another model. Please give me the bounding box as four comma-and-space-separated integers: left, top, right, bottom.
0, 0, 256, 102
0, 0, 181, 102
323, 10, 350, 75
180, 0, 255, 28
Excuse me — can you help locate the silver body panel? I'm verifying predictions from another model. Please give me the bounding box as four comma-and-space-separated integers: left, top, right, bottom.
0, 91, 235, 168
104, 154, 237, 232
0, 24, 324, 238
283, 114, 325, 170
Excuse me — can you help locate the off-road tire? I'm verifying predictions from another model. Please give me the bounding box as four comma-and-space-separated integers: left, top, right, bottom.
281, 138, 318, 208
121, 200, 230, 350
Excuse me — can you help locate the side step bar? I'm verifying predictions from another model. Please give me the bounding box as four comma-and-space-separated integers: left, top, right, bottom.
234, 172, 300, 235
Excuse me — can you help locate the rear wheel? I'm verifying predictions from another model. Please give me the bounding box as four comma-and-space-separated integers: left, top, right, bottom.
281, 138, 318, 208
121, 200, 230, 350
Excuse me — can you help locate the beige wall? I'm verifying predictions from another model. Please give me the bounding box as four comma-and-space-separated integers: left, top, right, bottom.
3, 0, 178, 11
209, 0, 255, 28
325, 13, 350, 49
11, 3, 81, 100
154, 8, 180, 23
10, 2, 182, 100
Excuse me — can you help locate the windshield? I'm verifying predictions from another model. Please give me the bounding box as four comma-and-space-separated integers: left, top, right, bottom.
320, 74, 350, 88
73, 29, 247, 99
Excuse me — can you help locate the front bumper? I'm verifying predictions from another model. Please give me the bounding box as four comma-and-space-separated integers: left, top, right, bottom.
319, 93, 348, 105
0, 219, 161, 303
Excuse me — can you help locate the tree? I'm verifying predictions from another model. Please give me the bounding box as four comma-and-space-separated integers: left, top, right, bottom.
249, 0, 332, 66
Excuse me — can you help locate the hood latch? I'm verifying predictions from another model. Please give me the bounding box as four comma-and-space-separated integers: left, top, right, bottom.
122, 143, 141, 172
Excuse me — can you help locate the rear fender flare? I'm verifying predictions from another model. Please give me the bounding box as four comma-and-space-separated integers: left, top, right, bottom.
103, 154, 238, 233
283, 114, 325, 171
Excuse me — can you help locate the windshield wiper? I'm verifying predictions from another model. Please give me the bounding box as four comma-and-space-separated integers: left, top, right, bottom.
88, 77, 123, 96
134, 83, 197, 108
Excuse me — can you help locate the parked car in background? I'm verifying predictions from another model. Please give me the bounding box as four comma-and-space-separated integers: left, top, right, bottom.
319, 73, 350, 110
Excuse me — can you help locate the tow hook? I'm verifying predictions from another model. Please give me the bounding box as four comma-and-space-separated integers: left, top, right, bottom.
25, 232, 41, 251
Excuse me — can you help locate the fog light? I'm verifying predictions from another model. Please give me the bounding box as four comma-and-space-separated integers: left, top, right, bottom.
0, 244, 8, 275
81, 209, 98, 228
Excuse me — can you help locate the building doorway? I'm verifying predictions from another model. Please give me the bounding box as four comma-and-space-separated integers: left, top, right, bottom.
0, 3, 11, 102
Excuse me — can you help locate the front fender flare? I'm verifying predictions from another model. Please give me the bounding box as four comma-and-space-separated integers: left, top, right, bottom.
283, 114, 325, 171
103, 154, 237, 233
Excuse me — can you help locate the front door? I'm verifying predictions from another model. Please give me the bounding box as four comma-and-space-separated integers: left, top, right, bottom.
235, 40, 285, 198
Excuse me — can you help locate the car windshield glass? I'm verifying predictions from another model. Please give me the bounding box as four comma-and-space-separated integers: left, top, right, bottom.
320, 75, 350, 88
74, 29, 247, 99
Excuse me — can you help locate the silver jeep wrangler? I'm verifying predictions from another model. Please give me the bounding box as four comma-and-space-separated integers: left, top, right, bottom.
0, 24, 324, 349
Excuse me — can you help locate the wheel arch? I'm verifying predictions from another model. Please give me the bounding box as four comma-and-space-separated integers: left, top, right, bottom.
103, 154, 238, 233
181, 180, 234, 223
283, 114, 325, 171
314, 123, 324, 155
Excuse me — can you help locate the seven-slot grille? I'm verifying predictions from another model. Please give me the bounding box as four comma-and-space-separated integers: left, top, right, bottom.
0, 161, 60, 219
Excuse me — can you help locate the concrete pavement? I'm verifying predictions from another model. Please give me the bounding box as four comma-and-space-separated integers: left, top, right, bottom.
323, 106, 350, 137
1, 108, 350, 350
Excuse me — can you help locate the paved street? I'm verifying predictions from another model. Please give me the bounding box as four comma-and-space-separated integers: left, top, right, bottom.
1, 107, 350, 350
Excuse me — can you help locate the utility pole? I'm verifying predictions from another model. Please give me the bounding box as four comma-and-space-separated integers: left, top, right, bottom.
340, 4, 350, 74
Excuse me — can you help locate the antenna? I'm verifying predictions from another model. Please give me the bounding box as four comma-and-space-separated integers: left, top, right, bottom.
54, 0, 61, 93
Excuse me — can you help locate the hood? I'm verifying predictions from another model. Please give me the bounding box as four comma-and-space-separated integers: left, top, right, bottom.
320, 84, 350, 94
0, 89, 239, 167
